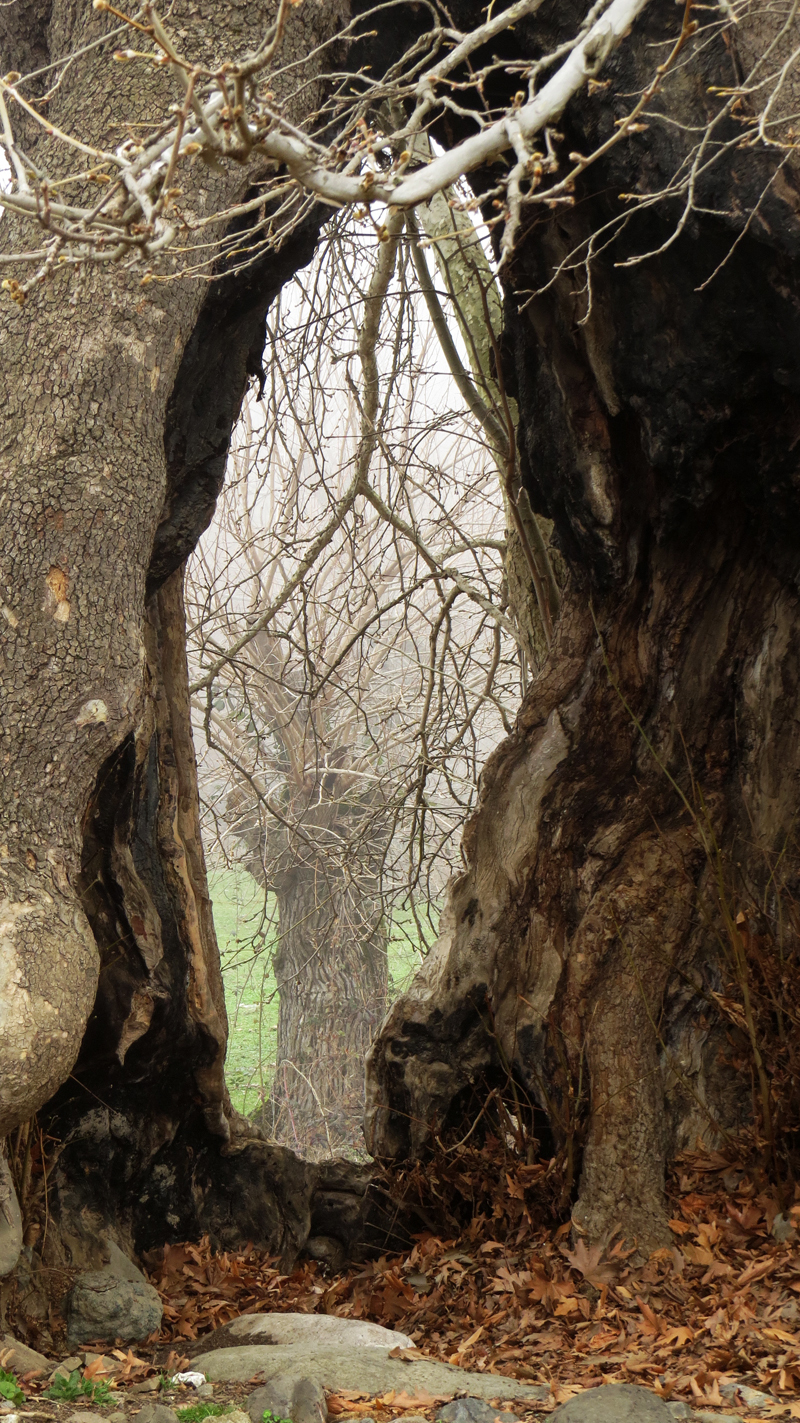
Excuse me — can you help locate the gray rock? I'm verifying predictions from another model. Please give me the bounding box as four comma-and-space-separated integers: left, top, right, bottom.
550, 1384, 673, 1421
685, 1414, 742, 1422
50, 1356, 83, 1379
104, 1241, 150, 1284
247, 1375, 327, 1423
66, 1269, 163, 1347
720, 1381, 775, 1409
667, 1409, 741, 1423
196, 1383, 215, 1397
107, 1413, 127, 1422
136, 1404, 179, 1423
438, 1402, 521, 1423
201, 1314, 412, 1353
65, 1413, 108, 1423
83, 1352, 117, 1374
193, 1343, 551, 1404
0, 1334, 51, 1374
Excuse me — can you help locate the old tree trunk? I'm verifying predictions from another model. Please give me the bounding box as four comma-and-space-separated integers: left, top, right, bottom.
235, 782, 389, 1157
1, 0, 800, 1295
367, 6, 800, 1253
0, 0, 396, 1290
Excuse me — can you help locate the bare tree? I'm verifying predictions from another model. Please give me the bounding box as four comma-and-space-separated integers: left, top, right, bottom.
187, 217, 521, 1154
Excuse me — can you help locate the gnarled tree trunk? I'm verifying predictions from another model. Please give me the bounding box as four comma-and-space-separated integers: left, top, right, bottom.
367, 3, 800, 1254
0, 0, 366, 1283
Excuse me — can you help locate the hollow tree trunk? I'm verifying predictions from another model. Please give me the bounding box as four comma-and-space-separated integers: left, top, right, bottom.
0, 0, 373, 1281
367, 4, 800, 1254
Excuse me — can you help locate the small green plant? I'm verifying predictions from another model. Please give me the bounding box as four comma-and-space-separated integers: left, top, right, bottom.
175, 1404, 234, 1423
261, 1411, 292, 1423
44, 1369, 114, 1406
0, 1367, 25, 1407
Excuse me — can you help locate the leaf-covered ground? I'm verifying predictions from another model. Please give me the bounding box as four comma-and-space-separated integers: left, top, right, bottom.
139, 1149, 800, 1419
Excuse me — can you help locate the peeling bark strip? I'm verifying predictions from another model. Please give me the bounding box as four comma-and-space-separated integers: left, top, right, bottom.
367, 4, 800, 1252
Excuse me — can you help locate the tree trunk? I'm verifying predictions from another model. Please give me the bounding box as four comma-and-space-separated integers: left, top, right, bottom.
0, 0, 368, 1280
270, 859, 388, 1158
367, 4, 800, 1254
235, 797, 389, 1158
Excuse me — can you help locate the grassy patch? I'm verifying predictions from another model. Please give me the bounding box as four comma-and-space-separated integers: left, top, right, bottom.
176, 1402, 234, 1422
44, 1370, 113, 1406
210, 868, 280, 1117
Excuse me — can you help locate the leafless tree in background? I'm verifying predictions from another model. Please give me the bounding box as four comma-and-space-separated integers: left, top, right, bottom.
185, 213, 528, 1154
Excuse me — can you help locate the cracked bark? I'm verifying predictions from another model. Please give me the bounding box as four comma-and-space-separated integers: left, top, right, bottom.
366, 3, 800, 1253
0, 0, 383, 1281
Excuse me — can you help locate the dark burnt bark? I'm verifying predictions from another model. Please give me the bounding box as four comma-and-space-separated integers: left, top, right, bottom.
32, 574, 395, 1278
367, 5, 800, 1253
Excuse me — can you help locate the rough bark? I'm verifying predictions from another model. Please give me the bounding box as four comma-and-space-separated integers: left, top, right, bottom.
367, 3, 800, 1253
0, 0, 358, 1277
270, 850, 388, 1158
16, 577, 413, 1327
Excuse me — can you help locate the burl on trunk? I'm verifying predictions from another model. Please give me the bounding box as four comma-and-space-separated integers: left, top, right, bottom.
366, 5, 800, 1253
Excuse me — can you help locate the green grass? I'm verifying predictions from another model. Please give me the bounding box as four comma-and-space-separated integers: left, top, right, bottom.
209, 867, 438, 1117
176, 1403, 233, 1422
210, 868, 280, 1117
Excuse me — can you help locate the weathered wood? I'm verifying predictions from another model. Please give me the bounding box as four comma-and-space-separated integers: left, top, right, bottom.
366, 3, 800, 1252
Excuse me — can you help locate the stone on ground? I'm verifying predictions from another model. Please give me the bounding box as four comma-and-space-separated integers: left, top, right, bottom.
197, 1313, 413, 1353
135, 1404, 180, 1423
247, 1375, 327, 1423
550, 1386, 674, 1421
549, 1385, 747, 1422
49, 1356, 83, 1379
66, 1243, 163, 1346
192, 1343, 550, 1404
437, 1402, 520, 1423
0, 1332, 51, 1373
720, 1381, 774, 1409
